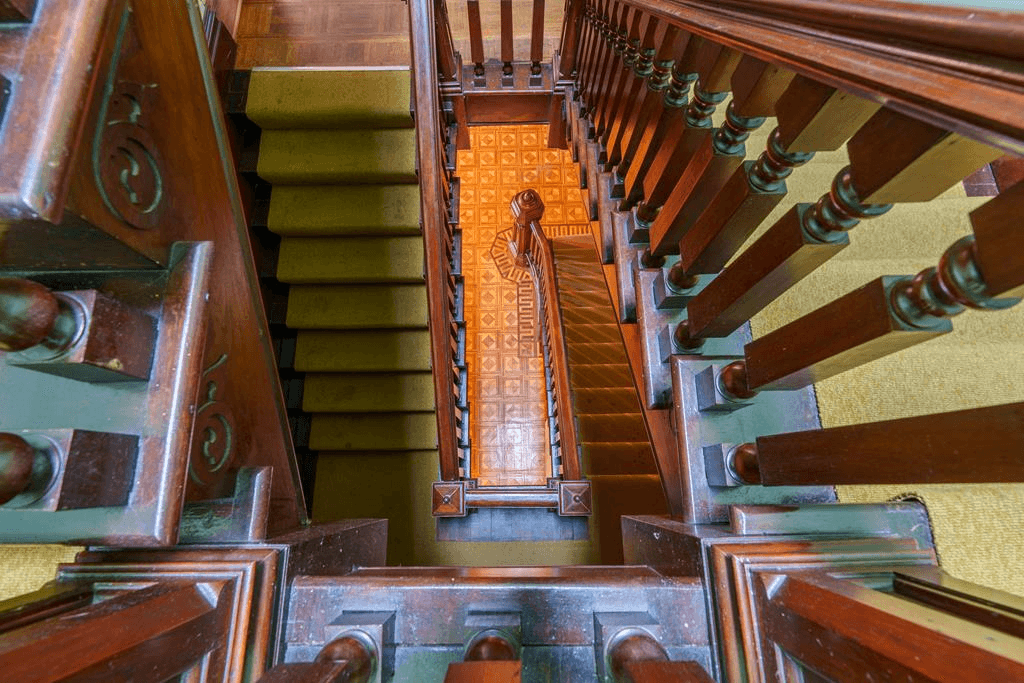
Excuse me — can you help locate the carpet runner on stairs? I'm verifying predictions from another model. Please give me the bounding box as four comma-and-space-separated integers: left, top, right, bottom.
247, 68, 436, 564
551, 235, 669, 564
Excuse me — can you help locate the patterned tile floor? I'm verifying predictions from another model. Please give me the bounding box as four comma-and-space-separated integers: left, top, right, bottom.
460, 124, 599, 486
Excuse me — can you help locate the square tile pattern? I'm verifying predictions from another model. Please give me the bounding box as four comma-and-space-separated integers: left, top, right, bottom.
460, 125, 599, 486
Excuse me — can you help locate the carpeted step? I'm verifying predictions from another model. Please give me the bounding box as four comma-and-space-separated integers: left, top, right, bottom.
563, 323, 623, 344
566, 341, 630, 366
573, 387, 644, 414
569, 364, 634, 389
267, 185, 421, 237
286, 284, 428, 329
246, 68, 412, 130
258, 128, 417, 185
577, 413, 649, 442
310, 412, 438, 451
561, 304, 617, 326
303, 372, 435, 412
294, 330, 431, 372
582, 442, 658, 475
277, 236, 424, 284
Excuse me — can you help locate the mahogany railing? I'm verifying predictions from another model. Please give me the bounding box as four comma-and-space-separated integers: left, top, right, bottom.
409, 0, 470, 483
509, 189, 584, 484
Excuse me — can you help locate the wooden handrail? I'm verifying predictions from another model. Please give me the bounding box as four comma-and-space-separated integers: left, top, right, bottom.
409, 0, 462, 482
562, 0, 1024, 154
509, 190, 583, 482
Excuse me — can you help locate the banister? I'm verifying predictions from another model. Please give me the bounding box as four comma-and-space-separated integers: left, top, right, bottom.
408, 0, 461, 481
509, 190, 584, 482
561, 0, 1024, 154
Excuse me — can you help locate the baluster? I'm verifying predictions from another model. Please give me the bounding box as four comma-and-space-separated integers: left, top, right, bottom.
610, 26, 686, 180
466, 0, 485, 78
673, 76, 881, 282
585, 0, 628, 120
678, 108, 1002, 347
577, 0, 610, 106
557, 0, 585, 79
727, 401, 1024, 486
629, 42, 741, 256
603, 16, 665, 170
435, 0, 460, 82
501, 0, 514, 77
646, 56, 794, 264
593, 6, 641, 139
575, 0, 604, 100
618, 33, 702, 207
530, 0, 545, 76
0, 433, 35, 506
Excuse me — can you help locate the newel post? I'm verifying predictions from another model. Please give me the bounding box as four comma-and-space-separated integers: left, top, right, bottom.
510, 189, 546, 266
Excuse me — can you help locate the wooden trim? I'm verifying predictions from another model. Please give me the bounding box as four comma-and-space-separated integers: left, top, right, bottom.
608, 0, 1024, 155
409, 0, 461, 481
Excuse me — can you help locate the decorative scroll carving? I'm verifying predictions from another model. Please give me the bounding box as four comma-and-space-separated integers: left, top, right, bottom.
190, 353, 236, 487
92, 4, 165, 231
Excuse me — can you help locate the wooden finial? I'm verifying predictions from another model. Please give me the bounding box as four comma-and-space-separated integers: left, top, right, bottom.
0, 278, 61, 352
0, 433, 35, 505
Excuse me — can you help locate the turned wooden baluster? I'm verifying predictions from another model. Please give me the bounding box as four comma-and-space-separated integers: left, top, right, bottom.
530, 0, 545, 76
645, 56, 795, 265
466, 0, 485, 77
618, 33, 702, 207
577, 0, 612, 109
592, 6, 642, 140
677, 107, 1002, 348
556, 0, 585, 79
0, 433, 36, 506
602, 16, 666, 171
435, 0, 459, 82
608, 26, 686, 179
584, 0, 628, 120
722, 182, 1024, 397
500, 0, 514, 76
629, 42, 742, 256
671, 76, 880, 285
575, 0, 605, 101
598, 12, 659, 166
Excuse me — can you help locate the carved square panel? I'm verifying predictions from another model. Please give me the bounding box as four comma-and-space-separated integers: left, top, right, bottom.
558, 481, 592, 516
432, 481, 466, 517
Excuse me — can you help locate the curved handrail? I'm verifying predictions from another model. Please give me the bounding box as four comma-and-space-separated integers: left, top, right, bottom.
559, 0, 1024, 154
509, 189, 583, 482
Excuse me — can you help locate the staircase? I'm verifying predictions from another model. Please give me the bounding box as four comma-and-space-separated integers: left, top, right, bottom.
245, 68, 437, 565
550, 235, 668, 563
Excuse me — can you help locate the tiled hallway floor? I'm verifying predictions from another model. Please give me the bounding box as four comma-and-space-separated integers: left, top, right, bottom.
459, 125, 600, 486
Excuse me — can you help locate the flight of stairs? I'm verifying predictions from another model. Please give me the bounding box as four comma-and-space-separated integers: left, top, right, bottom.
551, 235, 668, 563
245, 68, 438, 564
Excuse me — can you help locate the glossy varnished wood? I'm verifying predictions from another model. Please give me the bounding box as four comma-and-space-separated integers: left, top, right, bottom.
752, 402, 1024, 485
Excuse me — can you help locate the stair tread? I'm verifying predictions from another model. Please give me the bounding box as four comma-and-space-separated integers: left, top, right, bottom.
287, 283, 428, 329
247, 68, 412, 130
310, 412, 438, 451
277, 236, 424, 284
258, 128, 417, 185
303, 372, 435, 412
267, 185, 421, 237
572, 387, 644, 414
294, 329, 431, 372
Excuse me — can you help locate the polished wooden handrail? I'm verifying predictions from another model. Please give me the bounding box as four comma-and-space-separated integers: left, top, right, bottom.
509, 190, 583, 482
561, 0, 1024, 154
409, 0, 462, 481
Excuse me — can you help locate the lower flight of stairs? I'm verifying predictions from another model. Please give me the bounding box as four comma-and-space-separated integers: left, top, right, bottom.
245, 68, 437, 564
551, 235, 669, 563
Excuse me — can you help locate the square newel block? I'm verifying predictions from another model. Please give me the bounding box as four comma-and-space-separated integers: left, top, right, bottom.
0, 0, 36, 22
432, 480, 467, 517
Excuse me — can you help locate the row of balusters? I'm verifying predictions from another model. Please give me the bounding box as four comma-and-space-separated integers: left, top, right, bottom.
566, 0, 1024, 486
458, 0, 548, 78
437, 102, 472, 477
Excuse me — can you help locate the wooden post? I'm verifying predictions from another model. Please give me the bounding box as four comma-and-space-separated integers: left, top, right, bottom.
501, 0, 514, 76
530, 0, 546, 75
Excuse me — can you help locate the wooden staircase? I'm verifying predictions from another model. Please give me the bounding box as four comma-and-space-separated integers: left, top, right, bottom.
551, 235, 667, 563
